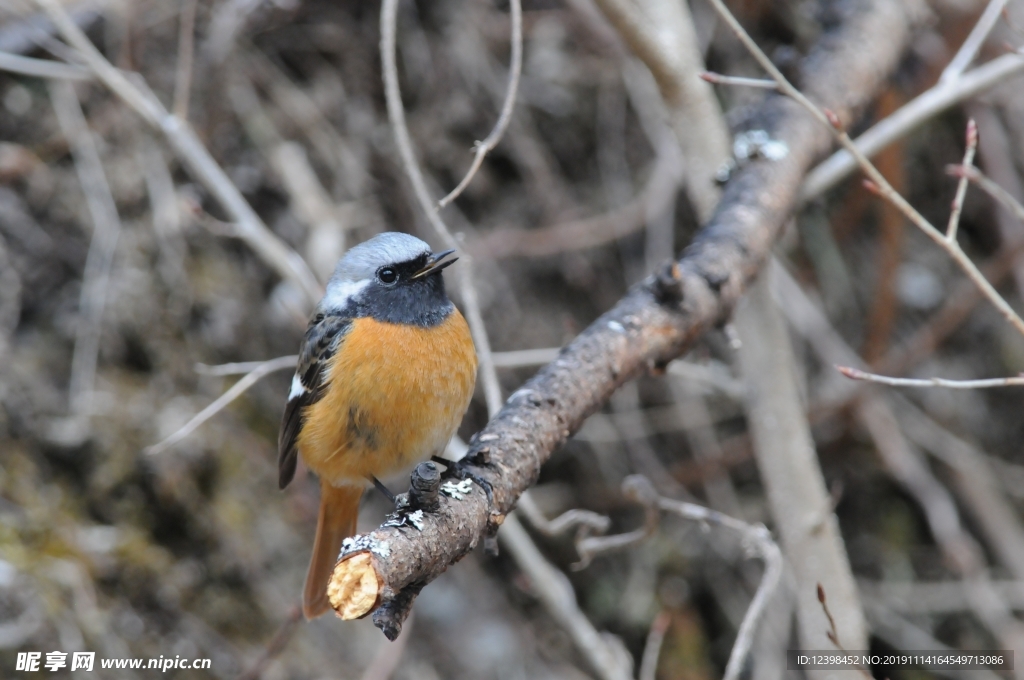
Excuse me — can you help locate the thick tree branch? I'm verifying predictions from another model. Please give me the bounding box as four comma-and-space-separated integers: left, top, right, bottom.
329, 0, 925, 637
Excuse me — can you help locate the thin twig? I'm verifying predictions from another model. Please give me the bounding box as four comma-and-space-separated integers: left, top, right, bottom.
940, 0, 1009, 84
34, 0, 323, 306
0, 50, 90, 79
699, 71, 778, 89
380, 0, 501, 415
437, 0, 522, 208
146, 355, 298, 455
946, 119, 978, 242
328, 0, 923, 645
0, 4, 101, 56
775, 264, 1024, 666
705, 0, 1024, 340
952, 163, 1024, 223
499, 513, 633, 680
864, 598, 1007, 680
801, 51, 1024, 202
515, 493, 611, 537
638, 610, 671, 680
864, 579, 1024, 614
48, 79, 122, 417
270, 142, 349, 284
836, 365, 1024, 389
737, 270, 867, 652
195, 356, 297, 377
358, 612, 414, 680
492, 348, 743, 397
172, 0, 198, 120
233, 605, 303, 680
592, 0, 729, 221
573, 475, 661, 569
656, 496, 783, 680
471, 152, 679, 258
491, 347, 560, 367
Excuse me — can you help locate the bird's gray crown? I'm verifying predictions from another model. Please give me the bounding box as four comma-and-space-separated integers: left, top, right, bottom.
319, 232, 433, 313
329, 232, 430, 282
330, 232, 431, 283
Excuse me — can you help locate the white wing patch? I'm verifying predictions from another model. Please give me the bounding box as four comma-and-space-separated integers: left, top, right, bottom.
288, 374, 307, 400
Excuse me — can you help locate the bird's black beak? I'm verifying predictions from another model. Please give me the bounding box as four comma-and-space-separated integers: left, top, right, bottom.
411, 248, 458, 279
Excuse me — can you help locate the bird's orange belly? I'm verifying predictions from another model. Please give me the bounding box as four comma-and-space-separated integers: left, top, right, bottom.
296, 311, 477, 486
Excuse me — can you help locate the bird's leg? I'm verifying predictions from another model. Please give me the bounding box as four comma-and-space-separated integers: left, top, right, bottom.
370, 476, 397, 505
430, 455, 493, 506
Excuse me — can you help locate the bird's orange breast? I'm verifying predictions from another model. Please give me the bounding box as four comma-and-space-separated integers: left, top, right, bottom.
296, 310, 477, 486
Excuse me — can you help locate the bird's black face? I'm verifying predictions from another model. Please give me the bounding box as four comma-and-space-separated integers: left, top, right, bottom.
355, 250, 456, 327
372, 249, 458, 289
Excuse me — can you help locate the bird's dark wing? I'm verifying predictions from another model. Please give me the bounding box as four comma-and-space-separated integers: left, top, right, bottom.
278, 315, 353, 489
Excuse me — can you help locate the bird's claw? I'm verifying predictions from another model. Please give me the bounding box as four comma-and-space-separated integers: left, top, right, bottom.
431, 455, 494, 506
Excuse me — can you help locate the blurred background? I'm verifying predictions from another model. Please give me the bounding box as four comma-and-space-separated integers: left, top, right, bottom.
2, 0, 1024, 678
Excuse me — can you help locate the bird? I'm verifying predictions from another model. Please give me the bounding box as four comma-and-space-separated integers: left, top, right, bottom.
278, 232, 478, 619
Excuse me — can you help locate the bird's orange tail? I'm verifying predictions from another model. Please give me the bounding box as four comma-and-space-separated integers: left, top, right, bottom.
303, 481, 363, 619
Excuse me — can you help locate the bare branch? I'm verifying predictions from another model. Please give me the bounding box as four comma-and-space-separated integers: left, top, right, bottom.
195, 357, 297, 377
490, 347, 560, 367
638, 611, 670, 680
572, 476, 660, 569
946, 119, 978, 242
380, 0, 501, 416
802, 51, 1024, 202
0, 50, 90, 79
498, 513, 633, 680
172, 0, 198, 120
146, 355, 298, 455
939, 0, 1009, 84
836, 365, 1024, 389
655, 496, 783, 680
699, 71, 778, 89
234, 605, 303, 680
270, 142, 349, 284
736, 272, 868, 652
325, 0, 924, 640
437, 0, 522, 208
514, 492, 611, 537
521, 476, 784, 680
705, 0, 1024, 339
952, 163, 1024, 223
773, 264, 1024, 660
592, 0, 730, 221
48, 79, 122, 417
33, 0, 324, 306
470, 153, 678, 258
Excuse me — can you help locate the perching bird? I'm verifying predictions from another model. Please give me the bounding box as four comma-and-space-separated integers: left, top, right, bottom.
278, 232, 477, 619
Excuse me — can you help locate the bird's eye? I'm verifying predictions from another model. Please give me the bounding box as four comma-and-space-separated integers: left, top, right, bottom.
377, 267, 398, 284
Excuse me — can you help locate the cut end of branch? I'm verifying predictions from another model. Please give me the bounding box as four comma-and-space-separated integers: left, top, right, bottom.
328, 552, 382, 620
966, 118, 978, 149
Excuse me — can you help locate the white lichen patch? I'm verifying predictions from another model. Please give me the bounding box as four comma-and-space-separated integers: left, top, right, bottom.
382, 509, 426, 531
340, 533, 391, 558
441, 479, 474, 500
382, 514, 404, 529
407, 510, 425, 530
732, 130, 789, 162
760, 140, 789, 161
